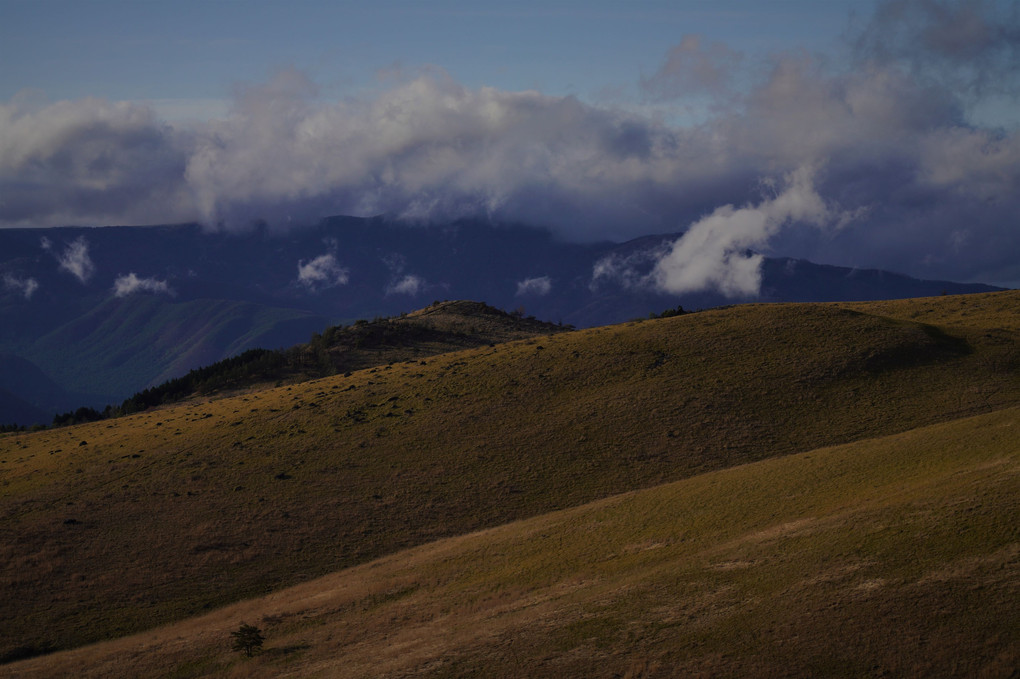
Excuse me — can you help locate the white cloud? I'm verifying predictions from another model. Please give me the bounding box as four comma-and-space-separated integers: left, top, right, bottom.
515, 276, 552, 296
57, 237, 95, 283
0, 1, 1018, 285
650, 166, 855, 297
296, 253, 349, 291
2, 273, 39, 299
0, 96, 190, 228
591, 246, 668, 292
597, 167, 859, 298
386, 274, 425, 296
112, 272, 172, 297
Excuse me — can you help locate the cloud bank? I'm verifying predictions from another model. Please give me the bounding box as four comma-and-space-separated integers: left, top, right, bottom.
1, 0, 1018, 290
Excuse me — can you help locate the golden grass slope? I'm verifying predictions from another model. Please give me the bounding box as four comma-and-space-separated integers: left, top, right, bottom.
1, 291, 1018, 662
8, 403, 1018, 678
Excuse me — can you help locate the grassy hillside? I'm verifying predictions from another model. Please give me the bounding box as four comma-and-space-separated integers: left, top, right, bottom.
115, 300, 568, 413
1, 291, 1018, 663
8, 403, 1018, 677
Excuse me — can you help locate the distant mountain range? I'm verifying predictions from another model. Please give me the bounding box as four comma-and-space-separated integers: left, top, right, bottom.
0, 216, 1002, 425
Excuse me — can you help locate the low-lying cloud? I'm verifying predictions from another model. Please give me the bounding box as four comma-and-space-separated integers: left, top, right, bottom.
386, 274, 426, 296
516, 276, 553, 296
56, 237, 95, 283
112, 272, 172, 297
297, 253, 349, 291
0, 0, 1018, 290
3, 273, 39, 299
649, 166, 858, 297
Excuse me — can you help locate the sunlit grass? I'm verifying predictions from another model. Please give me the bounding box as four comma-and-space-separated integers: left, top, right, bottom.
12, 404, 1019, 677
1, 291, 1018, 666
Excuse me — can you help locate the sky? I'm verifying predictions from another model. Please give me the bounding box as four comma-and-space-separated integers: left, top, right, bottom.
1, 0, 1019, 292
1, 1, 865, 116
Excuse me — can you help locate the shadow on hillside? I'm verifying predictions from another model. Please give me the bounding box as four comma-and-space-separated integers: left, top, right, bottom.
263, 643, 312, 658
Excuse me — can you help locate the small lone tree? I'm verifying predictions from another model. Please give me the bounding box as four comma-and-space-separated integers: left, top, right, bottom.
231, 622, 265, 657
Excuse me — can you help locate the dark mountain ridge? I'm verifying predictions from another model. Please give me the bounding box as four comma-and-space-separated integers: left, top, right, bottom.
109, 300, 567, 417
0, 217, 1003, 424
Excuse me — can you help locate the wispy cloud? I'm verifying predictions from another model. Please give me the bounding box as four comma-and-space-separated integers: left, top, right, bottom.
648, 166, 858, 297
112, 272, 172, 297
2, 273, 39, 299
56, 237, 95, 283
386, 274, 426, 296
641, 34, 743, 102
592, 167, 862, 297
516, 276, 552, 296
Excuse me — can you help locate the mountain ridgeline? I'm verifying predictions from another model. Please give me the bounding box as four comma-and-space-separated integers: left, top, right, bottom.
0, 217, 1003, 426
47, 301, 569, 426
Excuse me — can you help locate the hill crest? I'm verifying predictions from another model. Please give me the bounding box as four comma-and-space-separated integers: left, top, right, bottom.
92, 300, 569, 418
1, 290, 1018, 668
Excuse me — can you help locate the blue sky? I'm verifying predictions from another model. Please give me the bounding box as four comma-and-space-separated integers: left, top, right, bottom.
2, 1, 868, 118
1, 0, 1019, 291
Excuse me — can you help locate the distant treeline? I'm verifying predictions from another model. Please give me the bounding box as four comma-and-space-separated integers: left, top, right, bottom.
49, 348, 291, 428
48, 340, 340, 429
650, 305, 688, 319
121, 349, 291, 415
40, 311, 481, 429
